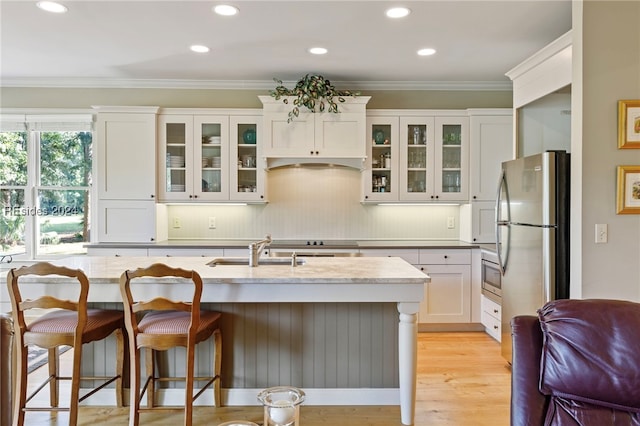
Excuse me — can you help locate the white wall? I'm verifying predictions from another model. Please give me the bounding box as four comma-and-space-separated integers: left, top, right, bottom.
576, 1, 640, 300
167, 167, 461, 240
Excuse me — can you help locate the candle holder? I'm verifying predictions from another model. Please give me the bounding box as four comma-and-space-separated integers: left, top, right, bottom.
257, 386, 305, 426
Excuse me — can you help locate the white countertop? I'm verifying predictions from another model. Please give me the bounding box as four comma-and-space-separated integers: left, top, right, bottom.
2, 256, 428, 304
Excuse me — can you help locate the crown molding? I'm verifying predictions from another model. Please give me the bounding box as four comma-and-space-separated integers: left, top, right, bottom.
0, 77, 512, 92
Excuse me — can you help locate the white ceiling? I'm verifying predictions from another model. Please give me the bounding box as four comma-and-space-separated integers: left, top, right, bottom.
0, 0, 572, 90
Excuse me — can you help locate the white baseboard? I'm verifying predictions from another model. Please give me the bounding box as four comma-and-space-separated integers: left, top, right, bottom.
79, 388, 400, 407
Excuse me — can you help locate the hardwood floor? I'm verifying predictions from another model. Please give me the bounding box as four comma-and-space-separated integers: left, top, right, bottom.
22, 332, 511, 425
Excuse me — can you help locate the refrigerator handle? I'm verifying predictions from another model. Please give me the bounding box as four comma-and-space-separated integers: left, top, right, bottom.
495, 169, 510, 274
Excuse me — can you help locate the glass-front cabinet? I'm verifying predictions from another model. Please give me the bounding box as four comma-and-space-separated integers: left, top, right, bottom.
363, 113, 469, 203
229, 116, 265, 202
158, 114, 229, 202
363, 116, 399, 202
434, 117, 469, 201
399, 117, 435, 201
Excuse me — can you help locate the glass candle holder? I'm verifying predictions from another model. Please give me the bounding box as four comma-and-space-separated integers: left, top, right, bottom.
257, 386, 305, 426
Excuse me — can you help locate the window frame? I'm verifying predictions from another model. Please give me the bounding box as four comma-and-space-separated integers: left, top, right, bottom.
1, 110, 93, 260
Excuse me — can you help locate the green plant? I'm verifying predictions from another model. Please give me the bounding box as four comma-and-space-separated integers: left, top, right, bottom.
270, 74, 360, 123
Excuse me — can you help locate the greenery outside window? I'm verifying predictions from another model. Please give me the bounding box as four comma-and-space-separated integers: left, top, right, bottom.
1, 114, 92, 259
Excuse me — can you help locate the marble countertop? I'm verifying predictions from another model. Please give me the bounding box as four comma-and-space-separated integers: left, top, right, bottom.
2, 256, 428, 304
9, 255, 428, 285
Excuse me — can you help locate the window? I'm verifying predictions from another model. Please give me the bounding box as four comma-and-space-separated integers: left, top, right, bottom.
1, 114, 93, 259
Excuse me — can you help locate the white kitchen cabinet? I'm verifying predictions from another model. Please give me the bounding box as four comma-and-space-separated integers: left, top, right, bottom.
158, 114, 229, 202
362, 116, 400, 202
95, 200, 159, 243
363, 111, 469, 203
95, 108, 158, 200
468, 112, 513, 201
94, 106, 160, 243
460, 201, 497, 243
229, 115, 266, 202
481, 295, 501, 342
415, 249, 472, 324
259, 96, 370, 166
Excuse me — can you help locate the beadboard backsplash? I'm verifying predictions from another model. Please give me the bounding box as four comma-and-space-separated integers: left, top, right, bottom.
166, 167, 460, 240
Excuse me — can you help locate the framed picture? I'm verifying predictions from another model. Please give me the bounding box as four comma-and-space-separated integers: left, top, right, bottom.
618, 100, 640, 148
617, 166, 640, 214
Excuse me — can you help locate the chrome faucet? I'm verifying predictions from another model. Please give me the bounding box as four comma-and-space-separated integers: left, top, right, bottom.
249, 234, 272, 267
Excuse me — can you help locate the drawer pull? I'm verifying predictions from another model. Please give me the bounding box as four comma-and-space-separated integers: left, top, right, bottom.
493, 309, 499, 314
493, 325, 499, 330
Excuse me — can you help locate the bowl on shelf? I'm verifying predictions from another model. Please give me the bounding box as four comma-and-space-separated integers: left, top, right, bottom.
207, 136, 221, 144
242, 128, 257, 144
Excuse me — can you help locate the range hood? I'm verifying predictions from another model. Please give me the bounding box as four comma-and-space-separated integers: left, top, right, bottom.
264, 156, 366, 170
260, 95, 371, 172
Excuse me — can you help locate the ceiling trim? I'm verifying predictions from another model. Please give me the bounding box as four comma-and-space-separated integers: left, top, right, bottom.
0, 78, 512, 92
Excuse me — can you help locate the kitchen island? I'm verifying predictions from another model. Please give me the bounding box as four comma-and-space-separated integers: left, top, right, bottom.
2, 255, 427, 425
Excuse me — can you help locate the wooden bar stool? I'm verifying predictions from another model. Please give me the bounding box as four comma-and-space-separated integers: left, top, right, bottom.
6, 262, 125, 426
119, 263, 222, 426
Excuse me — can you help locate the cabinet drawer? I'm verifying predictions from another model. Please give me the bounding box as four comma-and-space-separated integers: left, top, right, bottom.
359, 248, 419, 264
481, 295, 501, 320
147, 248, 224, 257
419, 249, 471, 265
481, 310, 501, 342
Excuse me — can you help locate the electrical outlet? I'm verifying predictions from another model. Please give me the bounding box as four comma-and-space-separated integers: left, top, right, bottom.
208, 217, 216, 229
172, 217, 181, 228
595, 223, 607, 243
447, 216, 455, 229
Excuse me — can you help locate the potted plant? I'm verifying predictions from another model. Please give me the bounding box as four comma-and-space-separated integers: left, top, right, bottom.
270, 74, 360, 123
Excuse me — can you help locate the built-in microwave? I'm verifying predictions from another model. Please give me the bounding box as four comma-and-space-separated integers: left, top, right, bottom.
481, 250, 502, 303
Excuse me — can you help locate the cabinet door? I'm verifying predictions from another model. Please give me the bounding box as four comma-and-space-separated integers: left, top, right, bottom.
434, 117, 469, 201
96, 112, 156, 200
469, 115, 513, 201
158, 115, 194, 202
363, 116, 399, 202
229, 116, 266, 202
263, 112, 315, 157
194, 116, 229, 201
315, 111, 366, 157
97, 200, 156, 242
416, 264, 471, 323
399, 116, 435, 201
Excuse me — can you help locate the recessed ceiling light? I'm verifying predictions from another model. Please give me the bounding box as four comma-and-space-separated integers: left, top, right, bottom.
386, 7, 410, 18
417, 48, 437, 56
190, 45, 210, 53
309, 47, 328, 55
36, 1, 68, 13
213, 4, 239, 16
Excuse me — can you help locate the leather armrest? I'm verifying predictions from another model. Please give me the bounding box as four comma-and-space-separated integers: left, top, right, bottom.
511, 315, 548, 426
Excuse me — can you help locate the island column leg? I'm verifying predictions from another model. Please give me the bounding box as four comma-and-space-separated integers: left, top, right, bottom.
398, 302, 419, 426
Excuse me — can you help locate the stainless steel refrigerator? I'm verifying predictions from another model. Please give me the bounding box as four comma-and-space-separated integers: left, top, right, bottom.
496, 151, 570, 363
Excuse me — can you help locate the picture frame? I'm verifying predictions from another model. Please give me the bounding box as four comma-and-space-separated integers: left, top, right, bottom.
616, 165, 640, 214
617, 100, 640, 149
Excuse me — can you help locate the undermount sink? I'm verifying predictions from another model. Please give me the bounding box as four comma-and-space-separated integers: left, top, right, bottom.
206, 257, 306, 267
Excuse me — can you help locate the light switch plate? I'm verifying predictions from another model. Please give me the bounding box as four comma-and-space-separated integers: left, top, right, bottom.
595, 223, 607, 243
208, 217, 216, 229
447, 217, 455, 229
172, 217, 181, 228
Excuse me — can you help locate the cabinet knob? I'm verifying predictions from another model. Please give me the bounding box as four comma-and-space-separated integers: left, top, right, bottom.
494, 309, 499, 314
189, 195, 193, 198
493, 325, 499, 330
260, 195, 264, 199
435, 195, 439, 199
150, 238, 155, 241
473, 238, 477, 242
194, 195, 198, 199
150, 194, 155, 198
472, 195, 477, 199
310, 150, 314, 155
315, 151, 319, 155
444, 255, 448, 259
430, 195, 435, 199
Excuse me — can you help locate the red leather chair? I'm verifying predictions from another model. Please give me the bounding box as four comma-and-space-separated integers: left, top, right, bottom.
511, 299, 640, 426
